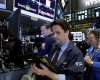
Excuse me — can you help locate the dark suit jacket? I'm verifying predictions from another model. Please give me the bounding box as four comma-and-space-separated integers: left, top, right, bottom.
36, 41, 84, 80
49, 41, 84, 80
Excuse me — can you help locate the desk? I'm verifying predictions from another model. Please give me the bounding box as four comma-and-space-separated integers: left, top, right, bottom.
0, 68, 32, 80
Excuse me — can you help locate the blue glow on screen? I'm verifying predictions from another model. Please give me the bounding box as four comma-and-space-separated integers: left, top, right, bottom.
13, 0, 55, 21
0, 0, 6, 9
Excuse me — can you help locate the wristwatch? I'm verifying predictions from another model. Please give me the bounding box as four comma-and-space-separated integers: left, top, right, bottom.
91, 61, 93, 66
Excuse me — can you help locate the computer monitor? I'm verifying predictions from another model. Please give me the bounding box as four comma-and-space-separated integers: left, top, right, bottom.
0, 0, 6, 9
7, 8, 21, 39
71, 32, 83, 42
3, 8, 24, 68
13, 0, 56, 22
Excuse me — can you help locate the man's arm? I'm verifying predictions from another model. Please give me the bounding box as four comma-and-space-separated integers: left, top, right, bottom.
31, 51, 84, 80
84, 56, 100, 72
64, 51, 84, 80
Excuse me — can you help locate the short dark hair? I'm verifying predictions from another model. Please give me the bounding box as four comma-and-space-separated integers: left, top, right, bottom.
42, 23, 51, 29
50, 19, 70, 32
89, 30, 100, 41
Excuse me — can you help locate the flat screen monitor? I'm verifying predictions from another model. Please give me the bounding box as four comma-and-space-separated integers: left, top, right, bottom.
71, 32, 83, 42
13, 0, 56, 22
5, 8, 24, 68
7, 8, 21, 39
0, 0, 6, 9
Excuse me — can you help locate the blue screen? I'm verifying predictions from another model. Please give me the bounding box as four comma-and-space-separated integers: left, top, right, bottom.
14, 0, 55, 20
0, 0, 6, 9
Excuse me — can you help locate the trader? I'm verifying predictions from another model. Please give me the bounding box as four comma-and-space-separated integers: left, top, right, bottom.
40, 23, 55, 56
31, 19, 84, 80
84, 30, 100, 80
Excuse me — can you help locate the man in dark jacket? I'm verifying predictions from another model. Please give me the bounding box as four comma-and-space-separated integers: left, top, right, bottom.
40, 23, 55, 56
31, 19, 84, 80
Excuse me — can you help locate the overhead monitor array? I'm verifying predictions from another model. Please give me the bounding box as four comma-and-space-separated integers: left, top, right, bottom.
13, 0, 56, 22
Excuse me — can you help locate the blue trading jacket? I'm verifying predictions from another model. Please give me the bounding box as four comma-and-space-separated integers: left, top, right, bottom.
40, 33, 55, 56
86, 47, 100, 80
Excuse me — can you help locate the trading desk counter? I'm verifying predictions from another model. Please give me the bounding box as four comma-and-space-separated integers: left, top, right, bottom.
0, 68, 32, 80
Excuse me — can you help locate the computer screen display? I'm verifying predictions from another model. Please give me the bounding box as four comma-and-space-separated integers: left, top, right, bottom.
4, 8, 24, 68
13, 0, 56, 22
0, 0, 6, 9
71, 32, 83, 41
8, 8, 21, 39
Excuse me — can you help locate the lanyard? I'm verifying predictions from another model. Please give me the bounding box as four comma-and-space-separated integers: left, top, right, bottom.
91, 48, 99, 60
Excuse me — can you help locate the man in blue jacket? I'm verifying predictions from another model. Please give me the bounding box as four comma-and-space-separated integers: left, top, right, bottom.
84, 30, 100, 80
31, 19, 84, 80
40, 23, 55, 56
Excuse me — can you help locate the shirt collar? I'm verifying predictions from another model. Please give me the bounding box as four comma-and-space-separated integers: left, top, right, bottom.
60, 40, 69, 52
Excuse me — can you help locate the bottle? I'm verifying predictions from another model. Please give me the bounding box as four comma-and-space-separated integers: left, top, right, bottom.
34, 46, 38, 54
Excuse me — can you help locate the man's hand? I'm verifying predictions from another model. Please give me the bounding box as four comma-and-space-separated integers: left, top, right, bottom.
84, 56, 93, 66
31, 63, 57, 80
31, 63, 49, 75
